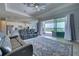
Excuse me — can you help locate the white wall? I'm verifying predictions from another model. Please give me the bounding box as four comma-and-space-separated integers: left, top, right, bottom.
7, 21, 26, 29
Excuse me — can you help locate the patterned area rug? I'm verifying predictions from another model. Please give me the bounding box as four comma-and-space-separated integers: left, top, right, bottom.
24, 36, 73, 56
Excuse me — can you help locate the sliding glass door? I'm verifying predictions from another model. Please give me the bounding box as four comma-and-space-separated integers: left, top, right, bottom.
56, 18, 65, 38
43, 17, 66, 38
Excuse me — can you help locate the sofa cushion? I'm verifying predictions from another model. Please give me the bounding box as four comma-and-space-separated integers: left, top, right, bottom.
0, 49, 2, 56
0, 47, 11, 56
0, 32, 12, 55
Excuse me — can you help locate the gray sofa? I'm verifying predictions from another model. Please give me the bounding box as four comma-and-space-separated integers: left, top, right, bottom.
6, 44, 33, 56
19, 29, 38, 40
0, 32, 33, 56
0, 32, 12, 56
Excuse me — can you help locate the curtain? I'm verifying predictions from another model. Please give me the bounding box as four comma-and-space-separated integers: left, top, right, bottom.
64, 15, 72, 40
64, 14, 76, 41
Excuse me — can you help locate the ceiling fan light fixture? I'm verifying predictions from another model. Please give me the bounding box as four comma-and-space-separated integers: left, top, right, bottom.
23, 3, 46, 11
35, 5, 39, 8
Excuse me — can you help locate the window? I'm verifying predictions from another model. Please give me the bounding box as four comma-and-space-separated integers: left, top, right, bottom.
43, 17, 66, 37
44, 20, 55, 33
56, 18, 65, 32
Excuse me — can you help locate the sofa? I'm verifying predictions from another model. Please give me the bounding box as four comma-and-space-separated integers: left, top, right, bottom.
0, 32, 33, 56
19, 28, 38, 40
52, 31, 64, 38
6, 44, 33, 56
0, 32, 12, 56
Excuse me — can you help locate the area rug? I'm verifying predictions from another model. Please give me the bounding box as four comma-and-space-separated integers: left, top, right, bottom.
24, 36, 73, 56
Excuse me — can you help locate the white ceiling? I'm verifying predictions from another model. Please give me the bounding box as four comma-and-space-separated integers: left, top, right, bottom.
7, 3, 65, 17
0, 3, 79, 22
31, 3, 65, 16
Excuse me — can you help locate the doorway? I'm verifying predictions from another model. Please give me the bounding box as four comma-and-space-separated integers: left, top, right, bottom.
42, 17, 66, 38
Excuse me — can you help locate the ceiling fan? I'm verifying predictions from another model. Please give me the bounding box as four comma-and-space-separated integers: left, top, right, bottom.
23, 3, 46, 11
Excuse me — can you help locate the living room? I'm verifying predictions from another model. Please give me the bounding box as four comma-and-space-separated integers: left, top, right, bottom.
0, 3, 79, 56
